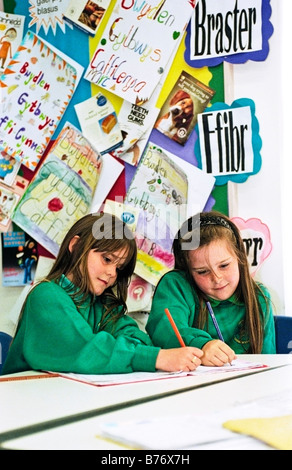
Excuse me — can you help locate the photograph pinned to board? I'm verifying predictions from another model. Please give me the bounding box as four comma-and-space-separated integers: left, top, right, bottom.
63, 0, 111, 36
1, 228, 39, 287
0, 30, 83, 170
154, 70, 215, 145
12, 123, 103, 256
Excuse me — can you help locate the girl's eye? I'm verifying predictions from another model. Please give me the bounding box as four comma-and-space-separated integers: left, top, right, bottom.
102, 255, 112, 263
196, 270, 209, 276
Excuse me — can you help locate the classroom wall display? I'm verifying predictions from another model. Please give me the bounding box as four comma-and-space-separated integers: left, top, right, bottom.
0, 174, 29, 232
124, 142, 188, 285
1, 229, 38, 286
12, 123, 103, 256
24, 0, 70, 35
0, 10, 25, 69
63, 0, 111, 37
231, 217, 272, 277
0, 30, 83, 170
85, 0, 195, 103
185, 0, 274, 68
154, 70, 215, 146
195, 98, 262, 185
75, 91, 123, 155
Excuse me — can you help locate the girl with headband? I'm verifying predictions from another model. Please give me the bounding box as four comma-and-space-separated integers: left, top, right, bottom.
146, 211, 276, 366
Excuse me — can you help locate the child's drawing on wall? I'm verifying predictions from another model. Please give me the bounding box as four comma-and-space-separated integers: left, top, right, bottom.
0, 27, 17, 69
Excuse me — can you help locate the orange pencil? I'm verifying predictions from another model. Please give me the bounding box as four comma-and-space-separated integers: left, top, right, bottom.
164, 308, 186, 347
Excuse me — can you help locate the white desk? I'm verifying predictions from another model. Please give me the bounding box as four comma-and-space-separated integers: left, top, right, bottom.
0, 355, 291, 450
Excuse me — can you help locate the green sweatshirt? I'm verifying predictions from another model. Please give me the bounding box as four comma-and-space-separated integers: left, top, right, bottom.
146, 270, 276, 354
2, 275, 160, 375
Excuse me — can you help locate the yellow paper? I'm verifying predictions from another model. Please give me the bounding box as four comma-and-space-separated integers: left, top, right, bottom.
223, 415, 292, 450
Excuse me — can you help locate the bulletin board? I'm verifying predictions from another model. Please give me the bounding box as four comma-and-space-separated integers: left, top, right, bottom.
0, 0, 285, 322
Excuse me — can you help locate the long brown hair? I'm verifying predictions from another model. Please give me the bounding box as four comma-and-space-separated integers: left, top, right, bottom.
15, 213, 137, 333
173, 211, 267, 353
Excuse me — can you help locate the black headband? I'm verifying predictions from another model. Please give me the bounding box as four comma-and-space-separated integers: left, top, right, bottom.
178, 214, 235, 246
199, 215, 233, 232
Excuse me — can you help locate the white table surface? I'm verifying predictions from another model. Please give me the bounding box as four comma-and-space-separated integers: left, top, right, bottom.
0, 354, 288, 434
0, 355, 292, 450
2, 358, 292, 450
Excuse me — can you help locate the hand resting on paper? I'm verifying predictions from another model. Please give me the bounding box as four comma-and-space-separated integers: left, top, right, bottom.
156, 347, 203, 372
201, 340, 236, 366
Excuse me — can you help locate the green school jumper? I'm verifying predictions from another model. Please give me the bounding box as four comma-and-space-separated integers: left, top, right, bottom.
2, 275, 160, 375
146, 271, 276, 354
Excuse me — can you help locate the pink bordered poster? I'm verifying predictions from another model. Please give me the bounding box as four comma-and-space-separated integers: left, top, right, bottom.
231, 217, 272, 277
85, 0, 195, 104
0, 30, 83, 170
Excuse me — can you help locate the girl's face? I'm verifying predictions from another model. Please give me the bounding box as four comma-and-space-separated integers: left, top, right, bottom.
87, 247, 129, 296
188, 239, 240, 301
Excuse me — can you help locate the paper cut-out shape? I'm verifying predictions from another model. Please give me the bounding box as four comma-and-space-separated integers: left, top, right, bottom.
28, 0, 70, 34
185, 0, 274, 68
231, 217, 272, 276
195, 98, 262, 185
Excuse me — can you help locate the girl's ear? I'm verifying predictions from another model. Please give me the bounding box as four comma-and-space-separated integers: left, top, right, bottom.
68, 235, 80, 253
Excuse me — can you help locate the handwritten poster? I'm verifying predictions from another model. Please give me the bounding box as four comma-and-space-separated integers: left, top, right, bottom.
12, 123, 103, 256
125, 142, 188, 285
85, 0, 195, 103
0, 30, 82, 170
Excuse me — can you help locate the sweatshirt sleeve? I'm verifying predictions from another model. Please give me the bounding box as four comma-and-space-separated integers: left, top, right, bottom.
146, 272, 212, 350
19, 283, 160, 374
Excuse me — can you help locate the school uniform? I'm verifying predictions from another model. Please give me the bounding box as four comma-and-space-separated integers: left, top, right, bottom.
2, 275, 160, 375
146, 270, 276, 354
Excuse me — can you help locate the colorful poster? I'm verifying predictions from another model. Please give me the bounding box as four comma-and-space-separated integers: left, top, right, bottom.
0, 11, 25, 70
125, 142, 188, 285
1, 230, 39, 287
85, 0, 195, 103
0, 30, 82, 170
12, 123, 103, 256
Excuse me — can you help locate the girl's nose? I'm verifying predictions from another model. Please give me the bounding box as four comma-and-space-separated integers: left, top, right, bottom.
212, 271, 223, 283
107, 264, 117, 278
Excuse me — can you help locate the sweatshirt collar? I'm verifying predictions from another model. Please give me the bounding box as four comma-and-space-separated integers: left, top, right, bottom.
208, 293, 243, 307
